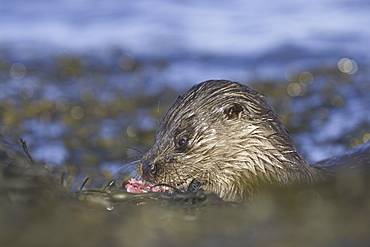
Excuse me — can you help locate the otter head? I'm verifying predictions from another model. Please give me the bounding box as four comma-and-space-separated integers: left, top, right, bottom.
140, 80, 316, 202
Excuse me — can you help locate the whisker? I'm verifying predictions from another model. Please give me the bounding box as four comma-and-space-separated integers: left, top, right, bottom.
113, 159, 141, 180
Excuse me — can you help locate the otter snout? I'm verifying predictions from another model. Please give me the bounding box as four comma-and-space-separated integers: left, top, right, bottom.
140, 159, 157, 183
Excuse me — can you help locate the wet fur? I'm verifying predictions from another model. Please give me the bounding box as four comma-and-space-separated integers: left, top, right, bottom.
140, 80, 322, 202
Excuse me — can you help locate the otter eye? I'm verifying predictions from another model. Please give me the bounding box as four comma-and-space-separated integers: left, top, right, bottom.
176, 137, 187, 151
178, 138, 187, 147
224, 103, 243, 120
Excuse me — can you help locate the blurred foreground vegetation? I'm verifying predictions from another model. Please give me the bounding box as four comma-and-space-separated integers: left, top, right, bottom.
1, 135, 369, 247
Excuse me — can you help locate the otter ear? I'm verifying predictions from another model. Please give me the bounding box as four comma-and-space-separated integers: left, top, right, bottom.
224, 103, 243, 120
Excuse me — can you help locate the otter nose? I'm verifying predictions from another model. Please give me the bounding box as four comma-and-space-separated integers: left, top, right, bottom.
140, 159, 157, 182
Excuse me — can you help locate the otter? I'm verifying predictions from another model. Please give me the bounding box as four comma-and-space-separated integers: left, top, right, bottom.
139, 80, 369, 202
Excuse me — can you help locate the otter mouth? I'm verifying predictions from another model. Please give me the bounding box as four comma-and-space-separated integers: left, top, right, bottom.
125, 178, 171, 193
138, 160, 207, 193
126, 176, 205, 194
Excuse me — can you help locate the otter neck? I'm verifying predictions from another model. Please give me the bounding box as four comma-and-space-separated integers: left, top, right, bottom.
201, 119, 321, 201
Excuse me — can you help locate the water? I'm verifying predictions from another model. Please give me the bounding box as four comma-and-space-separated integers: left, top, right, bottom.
2, 0, 370, 88
1, 0, 370, 164
2, 0, 370, 82
1, 0, 370, 57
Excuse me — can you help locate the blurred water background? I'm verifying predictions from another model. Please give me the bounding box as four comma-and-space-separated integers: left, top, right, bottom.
1, 1, 370, 247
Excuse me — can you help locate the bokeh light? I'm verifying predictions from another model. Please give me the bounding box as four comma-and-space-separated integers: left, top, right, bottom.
70, 106, 84, 120
10, 63, 27, 79
299, 71, 314, 85
126, 125, 137, 138
363, 133, 370, 143
287, 82, 306, 97
19, 84, 34, 100
337, 58, 358, 74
